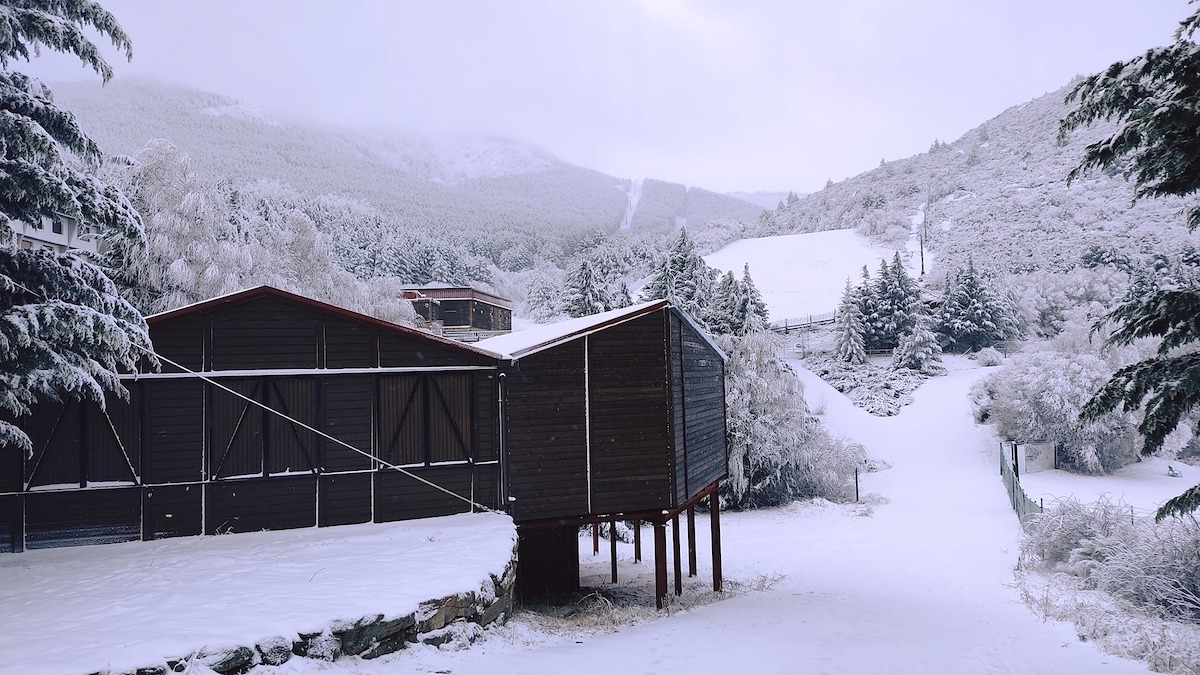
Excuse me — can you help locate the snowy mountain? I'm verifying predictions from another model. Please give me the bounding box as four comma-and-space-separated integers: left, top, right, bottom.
51, 79, 761, 246
763, 81, 1199, 277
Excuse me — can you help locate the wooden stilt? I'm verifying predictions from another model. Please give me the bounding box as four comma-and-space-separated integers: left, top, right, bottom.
654, 521, 667, 609
592, 522, 599, 556
686, 505, 697, 577
672, 514, 682, 595
633, 519, 642, 563
710, 493, 723, 592
610, 520, 618, 584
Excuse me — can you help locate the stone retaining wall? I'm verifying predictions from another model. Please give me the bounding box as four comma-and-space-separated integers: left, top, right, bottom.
96, 551, 517, 675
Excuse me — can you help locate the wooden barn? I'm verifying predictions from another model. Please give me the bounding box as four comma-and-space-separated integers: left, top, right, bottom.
3, 289, 728, 607
476, 300, 729, 606
1, 287, 501, 552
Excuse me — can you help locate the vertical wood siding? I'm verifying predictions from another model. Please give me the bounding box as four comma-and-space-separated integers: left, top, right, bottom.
143, 380, 205, 484
503, 342, 588, 521
588, 312, 672, 514
321, 376, 374, 472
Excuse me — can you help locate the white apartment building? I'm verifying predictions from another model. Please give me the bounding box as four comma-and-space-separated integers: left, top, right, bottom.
11, 214, 98, 254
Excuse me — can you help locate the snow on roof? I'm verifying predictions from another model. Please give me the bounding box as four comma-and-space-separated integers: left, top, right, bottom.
476, 300, 725, 362
476, 300, 668, 359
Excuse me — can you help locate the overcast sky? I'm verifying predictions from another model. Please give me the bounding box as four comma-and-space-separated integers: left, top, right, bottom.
25, 0, 1194, 194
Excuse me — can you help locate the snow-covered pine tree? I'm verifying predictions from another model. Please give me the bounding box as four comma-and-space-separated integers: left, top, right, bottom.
856, 264, 882, 350
610, 281, 632, 311
0, 0, 153, 452
869, 257, 894, 349
834, 279, 867, 365
641, 227, 716, 325
561, 257, 610, 318
893, 304, 943, 374
735, 263, 769, 335
885, 250, 920, 338
710, 270, 739, 336
938, 259, 1017, 351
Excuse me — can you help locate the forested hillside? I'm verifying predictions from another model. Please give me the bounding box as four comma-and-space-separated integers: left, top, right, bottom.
762, 82, 1197, 277
52, 79, 762, 258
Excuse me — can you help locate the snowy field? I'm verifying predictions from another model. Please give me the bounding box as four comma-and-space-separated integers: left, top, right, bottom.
0, 513, 516, 674
1, 360, 1160, 674
250, 358, 1149, 674
704, 229, 912, 322
1019, 456, 1199, 516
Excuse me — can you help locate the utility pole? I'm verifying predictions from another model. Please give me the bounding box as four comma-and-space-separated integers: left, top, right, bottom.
920, 182, 930, 277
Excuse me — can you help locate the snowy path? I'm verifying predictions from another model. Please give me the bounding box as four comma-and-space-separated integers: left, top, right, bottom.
334, 363, 1147, 674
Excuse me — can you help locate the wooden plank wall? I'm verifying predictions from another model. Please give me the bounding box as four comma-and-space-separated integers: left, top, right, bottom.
0, 294, 500, 552
503, 342, 588, 521
588, 312, 672, 514
673, 312, 729, 499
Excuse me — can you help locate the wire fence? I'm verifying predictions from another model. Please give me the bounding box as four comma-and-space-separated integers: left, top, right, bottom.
770, 311, 837, 333
1000, 446, 1044, 531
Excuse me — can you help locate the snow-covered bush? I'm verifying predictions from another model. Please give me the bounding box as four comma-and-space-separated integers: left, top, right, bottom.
971, 347, 1004, 367
1021, 495, 1136, 574
1023, 497, 1200, 624
1095, 517, 1200, 622
806, 355, 925, 416
720, 332, 869, 508
974, 351, 1138, 473
1009, 267, 1127, 337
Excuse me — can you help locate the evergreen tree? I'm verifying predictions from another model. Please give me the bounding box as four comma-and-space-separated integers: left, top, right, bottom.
938, 260, 1017, 351
834, 280, 867, 365
0, 1, 153, 452
735, 263, 769, 335
856, 264, 882, 350
710, 270, 739, 336
1065, 4, 1200, 517
885, 251, 920, 338
862, 258, 899, 349
893, 304, 943, 374
561, 257, 609, 318
641, 227, 716, 325
610, 281, 632, 311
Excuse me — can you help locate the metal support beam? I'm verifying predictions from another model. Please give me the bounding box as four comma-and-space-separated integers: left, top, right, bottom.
592, 522, 599, 556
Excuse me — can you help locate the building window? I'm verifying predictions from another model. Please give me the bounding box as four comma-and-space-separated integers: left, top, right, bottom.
51, 219, 62, 234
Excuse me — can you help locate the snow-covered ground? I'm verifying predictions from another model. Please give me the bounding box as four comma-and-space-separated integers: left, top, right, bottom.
704, 229, 912, 322
1019, 456, 1199, 516
0, 513, 516, 674
3, 359, 1158, 674
255, 357, 1149, 674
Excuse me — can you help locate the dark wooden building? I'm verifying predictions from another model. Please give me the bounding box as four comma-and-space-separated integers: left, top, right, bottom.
1, 287, 500, 552
402, 285, 513, 332
3, 290, 727, 607
476, 300, 728, 605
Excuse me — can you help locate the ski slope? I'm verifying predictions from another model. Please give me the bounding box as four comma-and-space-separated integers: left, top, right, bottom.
704, 229, 914, 322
